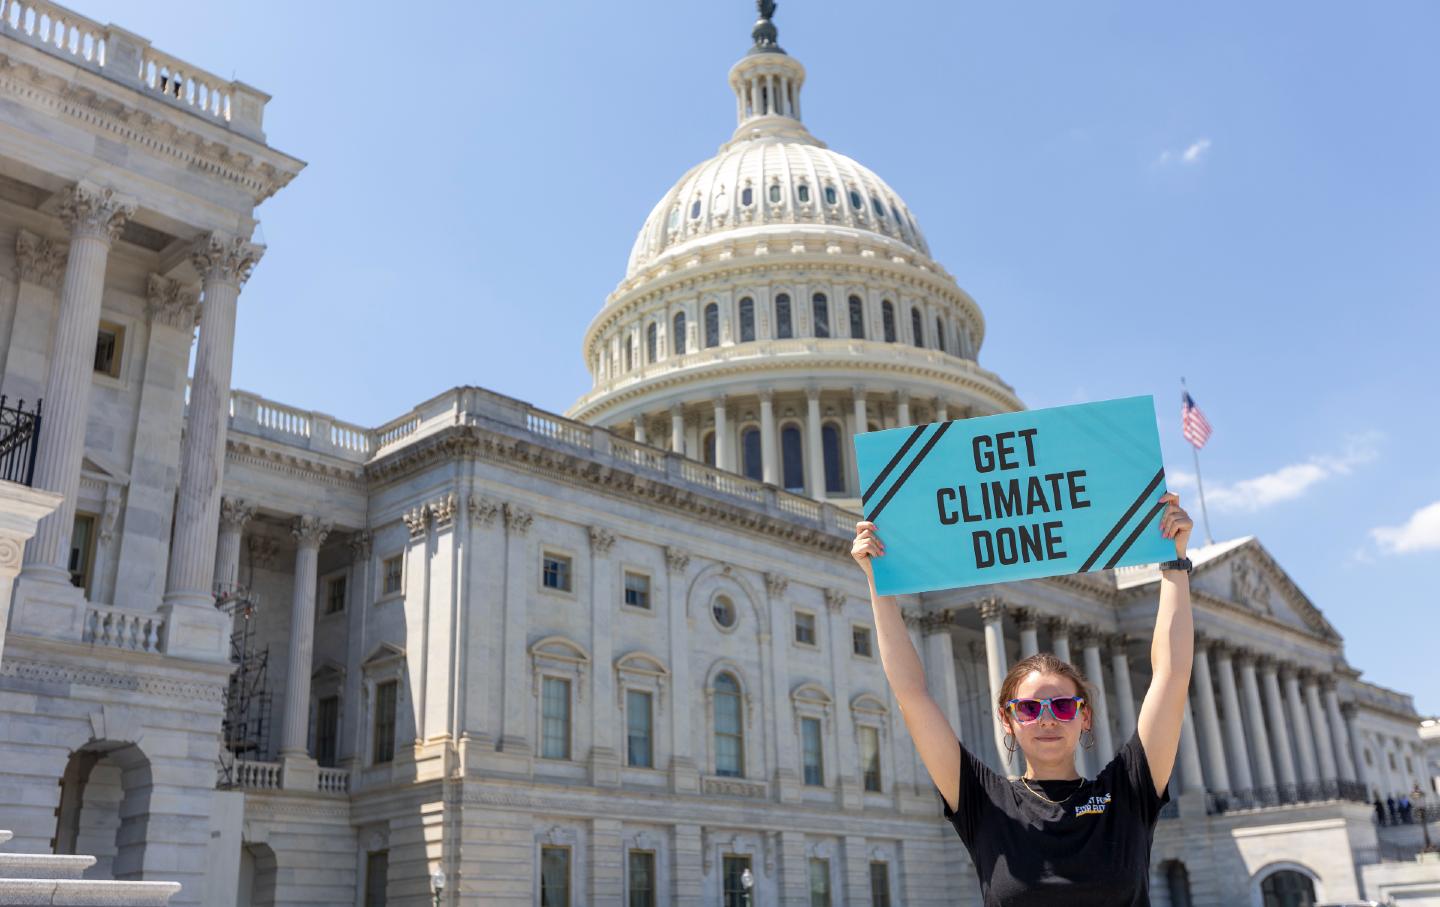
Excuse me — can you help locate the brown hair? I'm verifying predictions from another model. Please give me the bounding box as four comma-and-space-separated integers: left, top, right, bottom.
996, 653, 1092, 716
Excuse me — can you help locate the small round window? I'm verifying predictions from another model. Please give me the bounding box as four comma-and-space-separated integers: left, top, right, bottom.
849, 189, 863, 210
713, 595, 737, 628
797, 183, 811, 203
768, 183, 782, 204
823, 185, 838, 206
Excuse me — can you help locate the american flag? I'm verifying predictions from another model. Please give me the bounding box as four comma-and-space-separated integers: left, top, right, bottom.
1181, 391, 1212, 449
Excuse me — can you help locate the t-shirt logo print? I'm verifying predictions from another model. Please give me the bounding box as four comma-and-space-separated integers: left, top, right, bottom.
1074, 792, 1112, 817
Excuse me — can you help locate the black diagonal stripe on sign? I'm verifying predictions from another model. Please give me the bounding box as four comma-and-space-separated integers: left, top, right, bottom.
865, 421, 953, 522
1078, 467, 1166, 573
1103, 500, 1167, 570
861, 424, 930, 506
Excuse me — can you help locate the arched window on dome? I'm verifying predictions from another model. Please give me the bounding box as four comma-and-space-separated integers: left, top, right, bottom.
822, 422, 845, 494
673, 311, 687, 356
646, 322, 657, 363
741, 185, 754, 207
797, 183, 811, 204
713, 672, 744, 777
768, 182, 782, 204
936, 316, 946, 354
703, 431, 716, 467
873, 197, 885, 218
741, 427, 763, 481
781, 425, 805, 493
775, 294, 793, 340
739, 297, 755, 342
667, 206, 680, 232
881, 301, 896, 343
690, 198, 702, 219
704, 303, 720, 348
848, 296, 865, 339
824, 185, 838, 206
623, 335, 633, 372
812, 293, 830, 338
849, 189, 864, 211
910, 307, 925, 348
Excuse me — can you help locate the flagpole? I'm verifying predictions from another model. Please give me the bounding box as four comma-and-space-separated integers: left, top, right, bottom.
1181, 377, 1215, 545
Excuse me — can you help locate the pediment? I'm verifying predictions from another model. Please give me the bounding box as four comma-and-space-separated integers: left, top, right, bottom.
80, 454, 129, 486
1194, 539, 1339, 641
361, 642, 405, 667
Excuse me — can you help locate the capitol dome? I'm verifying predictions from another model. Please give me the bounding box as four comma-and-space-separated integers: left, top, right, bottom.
568, 4, 1023, 510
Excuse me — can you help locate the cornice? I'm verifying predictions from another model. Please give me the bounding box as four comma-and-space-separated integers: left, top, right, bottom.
224, 436, 367, 491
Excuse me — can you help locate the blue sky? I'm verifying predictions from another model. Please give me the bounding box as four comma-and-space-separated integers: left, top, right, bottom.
81, 1, 1437, 713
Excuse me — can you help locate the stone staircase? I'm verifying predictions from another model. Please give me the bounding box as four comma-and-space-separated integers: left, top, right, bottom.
0, 831, 180, 905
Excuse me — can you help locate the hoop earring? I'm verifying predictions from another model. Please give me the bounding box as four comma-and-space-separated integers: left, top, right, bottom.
1081, 728, 1095, 750
1003, 732, 1017, 755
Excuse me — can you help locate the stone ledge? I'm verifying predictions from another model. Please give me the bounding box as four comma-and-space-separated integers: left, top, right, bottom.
0, 853, 95, 880
0, 878, 180, 905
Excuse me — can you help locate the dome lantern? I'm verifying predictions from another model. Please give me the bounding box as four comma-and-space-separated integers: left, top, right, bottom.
728, 2, 808, 142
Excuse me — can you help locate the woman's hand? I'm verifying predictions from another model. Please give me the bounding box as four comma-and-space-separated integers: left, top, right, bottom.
852, 520, 885, 579
1158, 492, 1193, 558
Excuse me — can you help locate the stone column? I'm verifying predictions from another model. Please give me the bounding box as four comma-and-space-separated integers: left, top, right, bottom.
713, 394, 730, 471
934, 398, 949, 422
1341, 703, 1371, 797
1284, 667, 1319, 791
633, 416, 647, 444
759, 388, 778, 486
1214, 646, 1254, 797
805, 387, 824, 499
1080, 629, 1114, 761
1325, 684, 1358, 785
1259, 659, 1299, 800
919, 610, 963, 741
162, 232, 263, 659
895, 390, 910, 427
666, 549, 698, 793
1016, 608, 1039, 659
1048, 618, 1084, 776
1110, 637, 1138, 744
1304, 676, 1338, 793
1192, 641, 1231, 795
212, 498, 254, 591
979, 599, 1010, 770
1178, 699, 1206, 795
281, 516, 331, 771
21, 182, 134, 585
670, 405, 684, 455
1236, 652, 1277, 802
851, 387, 867, 492
588, 527, 619, 786
498, 503, 534, 764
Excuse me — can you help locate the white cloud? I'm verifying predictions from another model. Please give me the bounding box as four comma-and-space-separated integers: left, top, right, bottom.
1168, 434, 1380, 514
1370, 500, 1440, 555
1155, 137, 1212, 167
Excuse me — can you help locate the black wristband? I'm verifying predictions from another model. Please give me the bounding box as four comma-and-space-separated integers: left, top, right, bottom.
1158, 557, 1193, 575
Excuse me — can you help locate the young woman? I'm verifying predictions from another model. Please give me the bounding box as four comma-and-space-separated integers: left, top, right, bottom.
852, 492, 1194, 905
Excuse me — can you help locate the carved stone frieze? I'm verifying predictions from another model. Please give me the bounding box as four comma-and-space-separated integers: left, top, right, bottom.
14, 229, 66, 289
664, 545, 690, 574
502, 502, 533, 535
588, 526, 616, 554
145, 273, 201, 330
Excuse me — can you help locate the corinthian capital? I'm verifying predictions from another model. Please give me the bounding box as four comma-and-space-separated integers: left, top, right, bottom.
191, 231, 264, 287
977, 597, 1004, 624
146, 273, 201, 330
219, 497, 255, 531
15, 229, 66, 289
57, 181, 135, 243
291, 515, 332, 549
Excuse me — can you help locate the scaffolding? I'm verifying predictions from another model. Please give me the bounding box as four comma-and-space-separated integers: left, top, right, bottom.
215, 582, 272, 788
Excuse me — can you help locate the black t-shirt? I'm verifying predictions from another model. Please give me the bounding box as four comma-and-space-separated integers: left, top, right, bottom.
939, 730, 1170, 906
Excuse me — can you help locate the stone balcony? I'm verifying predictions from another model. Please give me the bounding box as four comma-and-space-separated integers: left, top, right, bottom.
217, 757, 350, 797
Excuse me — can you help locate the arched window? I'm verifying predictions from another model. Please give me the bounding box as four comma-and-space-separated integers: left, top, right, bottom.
714, 672, 744, 777
739, 297, 755, 342
704, 302, 720, 348
812, 293, 830, 338
768, 183, 782, 204
1260, 869, 1316, 907
623, 336, 633, 371
936, 316, 946, 353
645, 323, 657, 363
797, 183, 811, 203
690, 198, 701, 219
848, 296, 865, 339
775, 293, 793, 339
741, 427, 763, 481
703, 431, 716, 467
822, 422, 845, 494
849, 189, 863, 210
667, 207, 680, 231
910, 307, 924, 348
873, 197, 885, 218
741, 186, 754, 207
823, 185, 838, 206
881, 301, 896, 342
781, 425, 804, 493
1160, 861, 1193, 907
672, 312, 687, 355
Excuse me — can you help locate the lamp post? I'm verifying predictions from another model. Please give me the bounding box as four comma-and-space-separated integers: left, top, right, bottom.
740, 866, 754, 907
430, 868, 445, 907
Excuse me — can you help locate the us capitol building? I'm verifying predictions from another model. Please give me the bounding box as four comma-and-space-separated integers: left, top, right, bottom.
0, 2, 1433, 905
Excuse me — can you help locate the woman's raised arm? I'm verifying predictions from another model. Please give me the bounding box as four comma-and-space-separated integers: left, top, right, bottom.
1135, 492, 1195, 795
854, 521, 963, 813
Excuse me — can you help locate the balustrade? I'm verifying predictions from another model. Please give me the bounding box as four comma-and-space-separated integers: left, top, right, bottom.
81, 604, 164, 653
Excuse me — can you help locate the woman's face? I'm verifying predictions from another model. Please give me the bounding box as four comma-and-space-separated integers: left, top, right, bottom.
999, 670, 1091, 763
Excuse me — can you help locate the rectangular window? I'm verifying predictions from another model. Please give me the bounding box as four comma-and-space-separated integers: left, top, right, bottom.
628, 850, 656, 907
849, 297, 865, 339
869, 861, 891, 907
364, 850, 388, 907
315, 695, 339, 767
381, 555, 403, 596
543, 553, 572, 592
722, 855, 751, 907
852, 625, 873, 657
542, 676, 571, 759
801, 716, 824, 786
860, 724, 882, 792
68, 513, 96, 595
626, 689, 653, 768
794, 612, 816, 646
809, 858, 831, 907
623, 571, 650, 609
93, 321, 123, 378
540, 846, 570, 907
325, 575, 347, 614
372, 680, 397, 764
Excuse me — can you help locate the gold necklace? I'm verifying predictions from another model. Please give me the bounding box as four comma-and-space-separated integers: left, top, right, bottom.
1020, 776, 1085, 806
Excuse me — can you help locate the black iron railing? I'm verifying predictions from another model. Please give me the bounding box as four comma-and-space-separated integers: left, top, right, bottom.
0, 396, 41, 487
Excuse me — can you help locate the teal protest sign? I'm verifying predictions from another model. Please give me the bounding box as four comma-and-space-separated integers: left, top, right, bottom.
854, 396, 1173, 595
